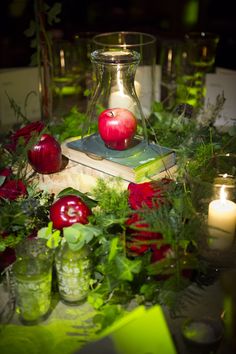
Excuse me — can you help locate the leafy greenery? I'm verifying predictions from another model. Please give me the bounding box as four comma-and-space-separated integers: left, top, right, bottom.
2, 91, 236, 330
49, 107, 88, 143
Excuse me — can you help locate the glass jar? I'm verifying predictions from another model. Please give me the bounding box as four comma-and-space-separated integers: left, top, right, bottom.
12, 238, 53, 324
82, 49, 148, 154
55, 242, 91, 305
176, 32, 219, 110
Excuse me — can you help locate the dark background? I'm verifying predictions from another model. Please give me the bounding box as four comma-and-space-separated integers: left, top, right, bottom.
0, 0, 236, 69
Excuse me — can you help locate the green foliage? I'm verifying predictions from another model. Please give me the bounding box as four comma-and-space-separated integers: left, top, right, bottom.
92, 303, 126, 332
37, 222, 61, 249
91, 178, 130, 225
49, 107, 93, 143
24, 1, 61, 64
57, 186, 97, 209
0, 190, 53, 251
2, 87, 236, 330
63, 223, 101, 251
148, 101, 197, 148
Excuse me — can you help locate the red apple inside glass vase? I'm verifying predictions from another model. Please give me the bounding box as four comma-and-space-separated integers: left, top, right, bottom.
98, 108, 137, 150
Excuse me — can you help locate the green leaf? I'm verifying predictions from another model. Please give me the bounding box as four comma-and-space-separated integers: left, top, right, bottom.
63, 223, 101, 251
24, 20, 36, 37
0, 175, 6, 187
152, 100, 164, 112
46, 3, 62, 25
84, 89, 91, 97
87, 292, 104, 309
108, 237, 119, 262
93, 304, 125, 331
46, 230, 61, 249
0, 242, 6, 252
37, 222, 53, 239
57, 187, 97, 209
37, 222, 61, 249
115, 256, 142, 281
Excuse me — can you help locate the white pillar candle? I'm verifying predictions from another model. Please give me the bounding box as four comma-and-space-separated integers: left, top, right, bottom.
108, 80, 141, 115
208, 185, 236, 250
108, 91, 135, 112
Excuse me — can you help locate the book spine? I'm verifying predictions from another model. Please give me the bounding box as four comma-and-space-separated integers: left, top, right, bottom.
134, 153, 175, 182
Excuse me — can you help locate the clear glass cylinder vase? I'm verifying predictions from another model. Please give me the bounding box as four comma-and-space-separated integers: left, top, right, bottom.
55, 242, 91, 305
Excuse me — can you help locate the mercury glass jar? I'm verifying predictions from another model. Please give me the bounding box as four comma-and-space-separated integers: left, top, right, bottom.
55, 242, 91, 305
82, 49, 148, 153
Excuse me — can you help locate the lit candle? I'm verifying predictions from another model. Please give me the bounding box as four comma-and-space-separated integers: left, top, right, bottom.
108, 91, 135, 112
108, 81, 141, 114
208, 185, 236, 250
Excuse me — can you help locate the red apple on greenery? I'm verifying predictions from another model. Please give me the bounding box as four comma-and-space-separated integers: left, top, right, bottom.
50, 195, 91, 230
28, 134, 62, 174
98, 108, 137, 150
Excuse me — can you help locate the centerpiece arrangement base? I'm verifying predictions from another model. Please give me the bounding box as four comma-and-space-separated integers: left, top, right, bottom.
34, 134, 176, 195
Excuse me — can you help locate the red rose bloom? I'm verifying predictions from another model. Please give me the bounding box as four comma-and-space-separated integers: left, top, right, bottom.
128, 178, 172, 210
126, 179, 173, 255
0, 179, 27, 200
126, 213, 163, 254
6, 121, 45, 152
0, 167, 12, 178
151, 243, 173, 263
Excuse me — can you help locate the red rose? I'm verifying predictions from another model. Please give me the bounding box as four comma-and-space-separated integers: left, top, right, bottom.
151, 244, 193, 280
0, 179, 27, 200
151, 243, 173, 263
6, 121, 45, 152
128, 178, 172, 210
126, 179, 172, 255
150, 243, 173, 280
126, 212, 163, 255
0, 168, 12, 178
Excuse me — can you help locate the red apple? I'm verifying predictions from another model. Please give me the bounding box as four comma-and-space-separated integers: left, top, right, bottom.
98, 108, 137, 150
28, 134, 62, 174
50, 195, 91, 230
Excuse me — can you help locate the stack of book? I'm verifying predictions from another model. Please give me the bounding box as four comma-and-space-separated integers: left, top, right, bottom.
62, 134, 176, 183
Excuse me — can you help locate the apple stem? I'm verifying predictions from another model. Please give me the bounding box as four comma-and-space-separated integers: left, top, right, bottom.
109, 111, 114, 118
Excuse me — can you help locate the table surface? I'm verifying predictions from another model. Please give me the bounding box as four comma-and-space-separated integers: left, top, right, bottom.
1, 273, 235, 354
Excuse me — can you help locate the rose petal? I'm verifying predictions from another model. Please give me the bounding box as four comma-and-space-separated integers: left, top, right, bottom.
0, 180, 27, 200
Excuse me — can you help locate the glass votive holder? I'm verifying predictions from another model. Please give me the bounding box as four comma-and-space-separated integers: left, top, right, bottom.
188, 153, 236, 254
12, 238, 53, 325
92, 31, 157, 117
52, 39, 85, 118
209, 153, 236, 203
208, 181, 236, 251
181, 317, 224, 354
160, 39, 183, 109
176, 32, 219, 110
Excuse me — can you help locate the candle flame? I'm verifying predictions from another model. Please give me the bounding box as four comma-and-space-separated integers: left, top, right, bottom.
60, 49, 65, 73
220, 185, 227, 202
167, 48, 173, 74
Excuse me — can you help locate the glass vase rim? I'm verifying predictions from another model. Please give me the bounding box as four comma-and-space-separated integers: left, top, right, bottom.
92, 31, 157, 47
185, 31, 220, 42
90, 48, 141, 65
